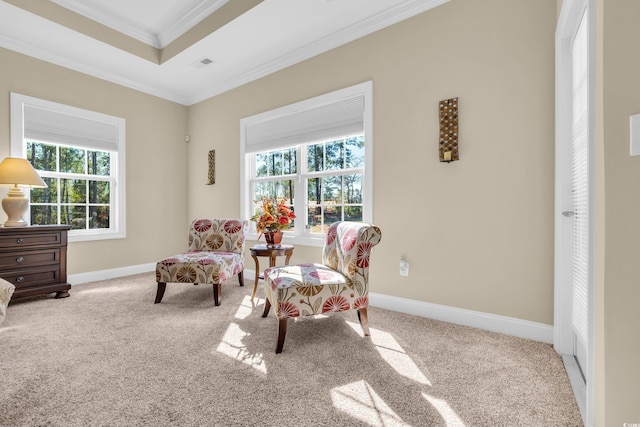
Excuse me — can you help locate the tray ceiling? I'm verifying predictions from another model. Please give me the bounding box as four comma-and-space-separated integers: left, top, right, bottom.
49, 0, 230, 48
0, 0, 448, 105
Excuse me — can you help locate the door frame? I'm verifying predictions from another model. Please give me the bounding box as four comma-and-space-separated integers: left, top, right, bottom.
554, 0, 595, 425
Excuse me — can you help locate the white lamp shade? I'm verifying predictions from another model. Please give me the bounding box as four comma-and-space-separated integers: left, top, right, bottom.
0, 158, 47, 227
0, 158, 47, 187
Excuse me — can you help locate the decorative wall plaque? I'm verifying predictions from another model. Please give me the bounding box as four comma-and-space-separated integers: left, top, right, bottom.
206, 150, 215, 185
439, 98, 459, 163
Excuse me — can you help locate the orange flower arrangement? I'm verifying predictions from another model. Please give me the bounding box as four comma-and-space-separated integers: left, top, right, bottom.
250, 197, 296, 236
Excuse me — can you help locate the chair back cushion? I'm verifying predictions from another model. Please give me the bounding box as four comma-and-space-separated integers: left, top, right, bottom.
322, 222, 382, 294
187, 219, 247, 255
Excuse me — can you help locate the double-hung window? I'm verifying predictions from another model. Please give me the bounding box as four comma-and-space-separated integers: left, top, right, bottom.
241, 81, 373, 246
10, 93, 126, 242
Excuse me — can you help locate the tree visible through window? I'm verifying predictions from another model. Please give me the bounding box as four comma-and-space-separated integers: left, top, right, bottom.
249, 134, 365, 235
28, 141, 113, 230
306, 135, 364, 233
254, 147, 297, 230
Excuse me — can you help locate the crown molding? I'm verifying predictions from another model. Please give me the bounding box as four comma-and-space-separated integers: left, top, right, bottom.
49, 0, 158, 47
0, 0, 190, 104
156, 0, 229, 48
49, 0, 228, 48
187, 0, 449, 104
0, 29, 190, 105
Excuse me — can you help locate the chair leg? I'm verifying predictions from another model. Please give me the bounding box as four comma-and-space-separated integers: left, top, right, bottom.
262, 298, 271, 317
276, 318, 288, 354
357, 308, 370, 336
154, 283, 166, 303
212, 283, 221, 306
260, 299, 285, 353
238, 271, 244, 286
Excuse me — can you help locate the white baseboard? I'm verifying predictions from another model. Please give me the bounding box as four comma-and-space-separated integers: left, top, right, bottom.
246, 270, 553, 343
369, 292, 554, 344
68, 263, 155, 285
68, 266, 553, 344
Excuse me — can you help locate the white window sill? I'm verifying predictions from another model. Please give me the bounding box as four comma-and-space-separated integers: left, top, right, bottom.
68, 230, 126, 243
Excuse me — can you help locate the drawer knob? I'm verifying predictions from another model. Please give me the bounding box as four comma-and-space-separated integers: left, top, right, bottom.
16, 276, 24, 283
16, 238, 24, 244
16, 256, 24, 263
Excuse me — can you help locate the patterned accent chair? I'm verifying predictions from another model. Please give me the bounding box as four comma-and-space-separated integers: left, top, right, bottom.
262, 222, 382, 353
0, 278, 15, 326
155, 219, 247, 306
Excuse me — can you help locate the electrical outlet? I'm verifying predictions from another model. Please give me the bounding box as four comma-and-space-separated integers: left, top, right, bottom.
400, 259, 409, 277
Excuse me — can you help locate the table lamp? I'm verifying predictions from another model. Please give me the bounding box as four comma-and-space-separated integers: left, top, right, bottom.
0, 158, 47, 227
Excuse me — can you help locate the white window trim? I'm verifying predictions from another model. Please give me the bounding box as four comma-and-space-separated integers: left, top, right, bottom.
10, 93, 126, 242
240, 81, 373, 247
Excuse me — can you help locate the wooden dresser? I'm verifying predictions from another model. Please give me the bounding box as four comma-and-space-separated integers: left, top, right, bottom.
0, 225, 71, 300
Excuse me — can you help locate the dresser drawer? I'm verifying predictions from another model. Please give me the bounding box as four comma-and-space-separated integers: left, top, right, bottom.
0, 225, 71, 300
2, 266, 61, 289
0, 232, 63, 249
0, 249, 60, 270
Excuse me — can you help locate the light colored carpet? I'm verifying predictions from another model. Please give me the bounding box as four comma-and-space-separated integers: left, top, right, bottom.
0, 273, 582, 426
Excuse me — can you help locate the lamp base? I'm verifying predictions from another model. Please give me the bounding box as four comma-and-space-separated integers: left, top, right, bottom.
2, 186, 29, 227
3, 219, 28, 227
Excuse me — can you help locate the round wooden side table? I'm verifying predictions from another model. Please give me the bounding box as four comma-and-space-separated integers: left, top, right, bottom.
249, 244, 294, 301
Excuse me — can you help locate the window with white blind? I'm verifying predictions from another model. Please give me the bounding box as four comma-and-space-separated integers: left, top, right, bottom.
10, 93, 126, 242
240, 81, 373, 246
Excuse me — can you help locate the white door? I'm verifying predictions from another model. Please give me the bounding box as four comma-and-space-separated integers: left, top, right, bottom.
569, 5, 589, 380
555, 0, 593, 425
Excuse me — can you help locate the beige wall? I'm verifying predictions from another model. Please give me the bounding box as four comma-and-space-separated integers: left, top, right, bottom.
598, 0, 640, 423
188, 0, 557, 324
0, 47, 189, 274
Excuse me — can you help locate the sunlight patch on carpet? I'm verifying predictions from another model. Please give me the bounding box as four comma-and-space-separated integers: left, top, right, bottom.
215, 322, 267, 374
78, 284, 130, 295
234, 295, 257, 319
422, 393, 466, 427
0, 324, 21, 334
331, 380, 410, 427
346, 320, 431, 386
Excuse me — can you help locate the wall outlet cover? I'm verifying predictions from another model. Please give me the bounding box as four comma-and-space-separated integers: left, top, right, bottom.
400, 259, 409, 277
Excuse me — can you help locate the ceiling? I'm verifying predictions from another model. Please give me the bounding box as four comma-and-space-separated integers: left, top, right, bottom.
0, 0, 448, 106
49, 0, 232, 49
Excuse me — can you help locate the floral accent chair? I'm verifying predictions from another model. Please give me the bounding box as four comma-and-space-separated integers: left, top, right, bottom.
155, 219, 247, 306
262, 221, 382, 353
0, 278, 15, 326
